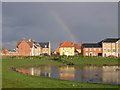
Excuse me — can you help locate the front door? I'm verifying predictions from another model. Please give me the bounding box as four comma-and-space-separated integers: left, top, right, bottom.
66, 52, 69, 56
89, 52, 92, 56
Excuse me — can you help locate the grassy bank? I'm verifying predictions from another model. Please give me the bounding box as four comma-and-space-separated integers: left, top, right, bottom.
2, 57, 119, 88
62, 57, 119, 65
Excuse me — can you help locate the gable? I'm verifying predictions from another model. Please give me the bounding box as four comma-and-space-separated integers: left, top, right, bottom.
18, 41, 31, 48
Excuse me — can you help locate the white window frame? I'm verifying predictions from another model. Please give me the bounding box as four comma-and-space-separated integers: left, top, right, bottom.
86, 48, 88, 51
90, 48, 92, 51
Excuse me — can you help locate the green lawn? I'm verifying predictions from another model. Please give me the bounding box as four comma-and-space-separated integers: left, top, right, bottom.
63, 57, 119, 65
2, 57, 119, 88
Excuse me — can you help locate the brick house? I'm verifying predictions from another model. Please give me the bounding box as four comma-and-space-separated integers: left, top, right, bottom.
82, 43, 102, 56
54, 40, 81, 56
17, 39, 51, 56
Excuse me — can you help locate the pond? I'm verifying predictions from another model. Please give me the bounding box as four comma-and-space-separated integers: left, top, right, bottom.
15, 65, 120, 85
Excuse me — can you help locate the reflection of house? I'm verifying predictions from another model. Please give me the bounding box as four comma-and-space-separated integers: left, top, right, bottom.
99, 38, 120, 57
54, 40, 81, 56
16, 66, 51, 77
81, 43, 102, 56
102, 66, 120, 84
17, 39, 51, 56
81, 66, 102, 82
59, 66, 75, 80
30, 67, 51, 77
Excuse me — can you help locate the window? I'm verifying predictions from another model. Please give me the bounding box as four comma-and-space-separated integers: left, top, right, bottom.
113, 49, 115, 52
118, 48, 120, 52
86, 48, 88, 51
63, 48, 64, 50
90, 48, 92, 51
70, 52, 72, 54
118, 42, 120, 48
104, 48, 106, 51
70, 47, 72, 49
45, 45, 47, 48
94, 48, 96, 51
94, 53, 96, 55
104, 43, 106, 45
108, 49, 110, 52
86, 53, 88, 56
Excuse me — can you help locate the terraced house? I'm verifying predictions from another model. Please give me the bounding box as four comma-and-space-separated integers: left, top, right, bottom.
81, 43, 102, 56
99, 38, 120, 57
17, 39, 51, 56
54, 40, 81, 56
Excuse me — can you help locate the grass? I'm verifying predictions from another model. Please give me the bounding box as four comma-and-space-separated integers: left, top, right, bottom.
2, 57, 119, 88
62, 57, 119, 65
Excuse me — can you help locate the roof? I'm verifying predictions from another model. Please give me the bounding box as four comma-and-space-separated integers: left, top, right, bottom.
2, 49, 10, 53
82, 43, 102, 48
60, 40, 74, 47
99, 38, 120, 43
74, 43, 81, 49
34, 42, 49, 48
54, 47, 59, 53
17, 41, 34, 48
27, 42, 34, 47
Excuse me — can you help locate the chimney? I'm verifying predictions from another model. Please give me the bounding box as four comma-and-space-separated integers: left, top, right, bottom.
28, 39, 31, 42
22, 38, 26, 41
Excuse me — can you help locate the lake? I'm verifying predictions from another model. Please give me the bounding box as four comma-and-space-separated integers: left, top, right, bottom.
15, 65, 120, 85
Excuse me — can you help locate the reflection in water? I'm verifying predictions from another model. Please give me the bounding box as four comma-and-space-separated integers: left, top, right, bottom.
102, 66, 119, 84
59, 66, 75, 80
16, 65, 120, 85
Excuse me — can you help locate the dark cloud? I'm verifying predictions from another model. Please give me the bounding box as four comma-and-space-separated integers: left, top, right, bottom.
2, 2, 118, 50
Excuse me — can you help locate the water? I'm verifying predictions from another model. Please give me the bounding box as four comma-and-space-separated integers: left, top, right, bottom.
15, 65, 120, 85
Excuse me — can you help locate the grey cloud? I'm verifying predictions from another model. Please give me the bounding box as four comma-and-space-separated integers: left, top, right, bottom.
2, 2, 118, 50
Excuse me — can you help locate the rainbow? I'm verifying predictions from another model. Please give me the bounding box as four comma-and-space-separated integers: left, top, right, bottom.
51, 10, 78, 43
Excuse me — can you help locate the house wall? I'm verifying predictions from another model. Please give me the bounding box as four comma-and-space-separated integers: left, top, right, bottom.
118, 40, 120, 57
33, 47, 41, 56
82, 48, 102, 56
60, 47, 75, 56
42, 48, 50, 55
102, 42, 119, 57
18, 41, 31, 56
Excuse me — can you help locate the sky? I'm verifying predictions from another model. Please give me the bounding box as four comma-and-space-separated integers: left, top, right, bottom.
2, 2, 118, 50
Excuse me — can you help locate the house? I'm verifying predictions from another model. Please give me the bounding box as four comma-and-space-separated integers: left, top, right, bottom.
40, 42, 51, 56
17, 39, 51, 56
0, 49, 19, 56
17, 39, 35, 56
82, 43, 102, 56
54, 47, 60, 55
54, 40, 81, 56
99, 38, 120, 57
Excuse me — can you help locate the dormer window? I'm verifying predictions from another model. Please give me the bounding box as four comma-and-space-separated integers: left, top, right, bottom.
45, 45, 47, 48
